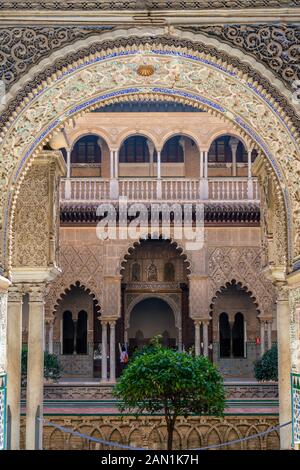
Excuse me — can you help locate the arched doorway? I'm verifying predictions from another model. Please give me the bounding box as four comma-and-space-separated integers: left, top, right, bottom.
128, 297, 177, 353
211, 282, 264, 378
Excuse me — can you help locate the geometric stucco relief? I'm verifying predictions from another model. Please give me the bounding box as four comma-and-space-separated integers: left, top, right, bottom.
208, 247, 275, 317
45, 244, 103, 318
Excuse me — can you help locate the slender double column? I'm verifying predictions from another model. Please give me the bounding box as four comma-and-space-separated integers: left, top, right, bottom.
7, 285, 23, 450
101, 320, 116, 383
26, 285, 45, 450
194, 318, 210, 357
101, 320, 108, 382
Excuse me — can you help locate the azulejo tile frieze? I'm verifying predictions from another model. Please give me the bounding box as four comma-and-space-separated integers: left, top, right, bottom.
182, 24, 300, 88
0, 1, 297, 10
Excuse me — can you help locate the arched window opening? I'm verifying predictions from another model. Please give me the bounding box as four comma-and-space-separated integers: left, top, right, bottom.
219, 312, 231, 358
208, 136, 247, 163
161, 136, 184, 163
131, 262, 141, 282
63, 311, 74, 355
164, 262, 175, 282
71, 135, 102, 164
232, 312, 245, 358
119, 136, 151, 163
76, 310, 88, 354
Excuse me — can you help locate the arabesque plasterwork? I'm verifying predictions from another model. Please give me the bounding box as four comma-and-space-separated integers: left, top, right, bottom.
1, 44, 300, 274
208, 247, 275, 317
289, 288, 300, 372
44, 244, 104, 319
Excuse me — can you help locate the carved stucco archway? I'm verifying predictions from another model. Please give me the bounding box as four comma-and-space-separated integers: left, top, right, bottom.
1, 38, 299, 275
119, 237, 192, 276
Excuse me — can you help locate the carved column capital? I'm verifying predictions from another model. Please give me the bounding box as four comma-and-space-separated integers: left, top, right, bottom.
8, 284, 24, 303
275, 282, 289, 303
27, 283, 47, 304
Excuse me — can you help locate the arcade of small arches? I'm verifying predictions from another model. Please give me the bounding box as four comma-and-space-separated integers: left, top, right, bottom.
63, 131, 256, 180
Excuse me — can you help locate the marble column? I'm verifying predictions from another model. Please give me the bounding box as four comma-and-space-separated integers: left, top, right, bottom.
65, 148, 71, 199
114, 150, 119, 179
157, 150, 161, 179
202, 320, 209, 357
0, 275, 11, 451
194, 320, 201, 356
276, 284, 292, 450
230, 138, 238, 177
48, 320, 54, 354
260, 320, 266, 357
109, 321, 116, 383
199, 150, 204, 179
25, 285, 45, 450
7, 286, 23, 450
110, 149, 114, 178
101, 321, 108, 382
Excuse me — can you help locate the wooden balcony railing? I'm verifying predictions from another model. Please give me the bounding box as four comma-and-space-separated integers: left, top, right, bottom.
60, 177, 260, 203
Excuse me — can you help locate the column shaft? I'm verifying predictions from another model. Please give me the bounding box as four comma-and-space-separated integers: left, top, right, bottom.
194, 321, 201, 356
48, 322, 54, 354
203, 321, 209, 357
260, 321, 265, 357
247, 150, 252, 179
101, 322, 108, 382
114, 150, 119, 179
7, 289, 23, 449
204, 151, 208, 178
232, 146, 237, 177
26, 287, 45, 450
200, 150, 204, 178
157, 151, 161, 179
110, 150, 114, 178
109, 322, 116, 383
276, 289, 292, 449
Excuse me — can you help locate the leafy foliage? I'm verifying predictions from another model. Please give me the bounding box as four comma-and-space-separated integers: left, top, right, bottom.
114, 339, 225, 450
254, 345, 278, 381
21, 347, 63, 385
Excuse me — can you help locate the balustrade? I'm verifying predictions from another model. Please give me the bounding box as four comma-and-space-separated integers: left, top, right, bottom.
61, 177, 259, 203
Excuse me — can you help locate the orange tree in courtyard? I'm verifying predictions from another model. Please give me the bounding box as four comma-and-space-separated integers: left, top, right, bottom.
113, 338, 225, 450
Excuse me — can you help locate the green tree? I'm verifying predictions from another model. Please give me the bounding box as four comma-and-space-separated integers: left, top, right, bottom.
114, 339, 225, 450
254, 345, 278, 381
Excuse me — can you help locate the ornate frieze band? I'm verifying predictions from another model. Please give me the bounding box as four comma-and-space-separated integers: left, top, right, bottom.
182, 24, 300, 88
0, 1, 297, 10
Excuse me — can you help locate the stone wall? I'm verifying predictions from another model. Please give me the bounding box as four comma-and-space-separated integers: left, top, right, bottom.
20, 415, 280, 450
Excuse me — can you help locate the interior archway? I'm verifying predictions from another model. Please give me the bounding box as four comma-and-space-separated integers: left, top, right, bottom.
128, 297, 177, 351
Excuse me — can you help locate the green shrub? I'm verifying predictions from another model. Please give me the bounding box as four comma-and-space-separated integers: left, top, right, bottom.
21, 347, 62, 385
254, 345, 278, 381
